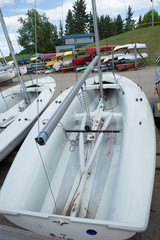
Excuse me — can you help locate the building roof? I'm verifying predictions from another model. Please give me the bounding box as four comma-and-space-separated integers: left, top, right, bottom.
64, 33, 94, 39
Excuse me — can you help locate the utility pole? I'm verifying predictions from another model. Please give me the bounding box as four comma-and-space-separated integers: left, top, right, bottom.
151, 0, 154, 27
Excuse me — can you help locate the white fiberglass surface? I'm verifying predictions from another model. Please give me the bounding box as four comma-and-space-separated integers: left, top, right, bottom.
0, 92, 24, 113
0, 87, 122, 215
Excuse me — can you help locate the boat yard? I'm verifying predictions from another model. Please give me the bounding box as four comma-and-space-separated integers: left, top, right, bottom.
0, 65, 159, 240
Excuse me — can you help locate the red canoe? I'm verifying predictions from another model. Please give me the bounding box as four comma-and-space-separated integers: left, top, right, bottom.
116, 61, 144, 71
85, 45, 116, 54
60, 66, 74, 72
72, 56, 92, 65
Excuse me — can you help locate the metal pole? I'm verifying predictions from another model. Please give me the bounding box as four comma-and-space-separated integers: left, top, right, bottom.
35, 56, 99, 145
0, 9, 30, 104
111, 46, 114, 71
152, 0, 154, 27
0, 48, 7, 65
91, 0, 103, 99
134, 43, 137, 70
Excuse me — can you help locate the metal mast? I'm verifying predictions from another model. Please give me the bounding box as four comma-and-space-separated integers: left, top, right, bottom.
0, 9, 30, 104
35, 0, 103, 145
91, 0, 103, 99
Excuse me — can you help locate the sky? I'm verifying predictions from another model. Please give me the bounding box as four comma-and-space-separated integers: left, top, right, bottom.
0, 0, 159, 57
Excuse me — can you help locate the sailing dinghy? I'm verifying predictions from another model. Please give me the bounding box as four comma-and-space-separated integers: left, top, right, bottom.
0, 1, 156, 240
0, 65, 156, 240
0, 9, 56, 162
0, 76, 56, 162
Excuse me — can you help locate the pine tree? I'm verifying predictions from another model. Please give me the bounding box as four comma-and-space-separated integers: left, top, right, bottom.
52, 25, 59, 49
115, 14, 123, 34
98, 15, 106, 40
111, 18, 117, 36
105, 15, 112, 38
72, 0, 88, 34
125, 6, 135, 31
59, 20, 64, 45
65, 9, 75, 35
138, 15, 142, 25
88, 11, 94, 33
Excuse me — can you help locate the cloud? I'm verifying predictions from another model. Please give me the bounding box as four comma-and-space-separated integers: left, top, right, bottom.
0, 15, 26, 56
3, 15, 26, 28
24, 0, 44, 4
94, 0, 160, 17
38, 0, 160, 26
40, 1, 73, 22
0, 0, 160, 56
0, 0, 15, 7
9, 8, 28, 13
0, 36, 22, 56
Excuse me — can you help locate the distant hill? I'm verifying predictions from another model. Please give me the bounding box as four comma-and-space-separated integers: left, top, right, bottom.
85, 25, 160, 65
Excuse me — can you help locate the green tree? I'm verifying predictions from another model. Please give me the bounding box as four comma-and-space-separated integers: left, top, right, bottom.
17, 9, 56, 53
52, 25, 59, 49
72, 0, 88, 34
105, 15, 113, 37
125, 6, 135, 31
138, 15, 142, 25
88, 11, 94, 33
65, 9, 75, 35
115, 14, 123, 34
142, 10, 160, 27
137, 15, 143, 28
111, 18, 117, 36
59, 20, 64, 45
98, 15, 106, 40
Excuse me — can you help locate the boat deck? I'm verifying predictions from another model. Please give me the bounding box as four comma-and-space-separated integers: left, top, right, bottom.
40, 91, 123, 220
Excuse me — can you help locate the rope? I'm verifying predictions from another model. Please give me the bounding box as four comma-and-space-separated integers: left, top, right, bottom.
58, 122, 79, 151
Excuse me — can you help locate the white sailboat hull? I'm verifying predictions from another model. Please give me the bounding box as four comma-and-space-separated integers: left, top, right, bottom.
0, 76, 56, 161
0, 72, 156, 240
0, 69, 15, 83
118, 53, 148, 61
13, 65, 27, 77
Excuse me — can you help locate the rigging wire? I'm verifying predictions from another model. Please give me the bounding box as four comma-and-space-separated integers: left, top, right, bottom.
123, 0, 127, 18
0, 90, 8, 110
0, 0, 24, 56
35, 143, 58, 213
33, 0, 58, 214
